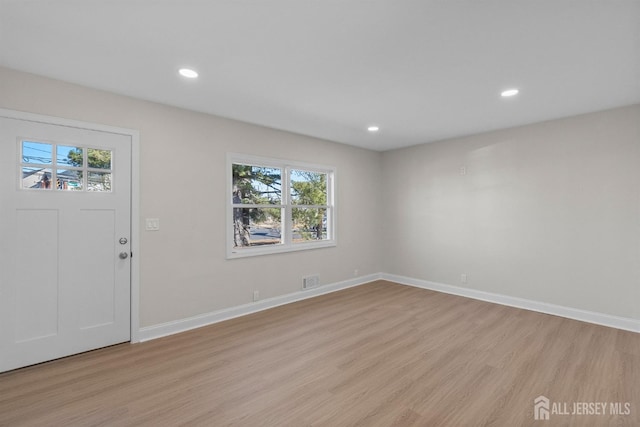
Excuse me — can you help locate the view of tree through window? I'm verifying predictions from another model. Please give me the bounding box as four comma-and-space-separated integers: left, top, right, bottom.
230, 156, 334, 256
291, 170, 327, 241
232, 165, 282, 248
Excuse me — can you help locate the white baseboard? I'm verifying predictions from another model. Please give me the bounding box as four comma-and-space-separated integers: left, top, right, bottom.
138, 273, 382, 342
139, 272, 639, 342
381, 273, 640, 333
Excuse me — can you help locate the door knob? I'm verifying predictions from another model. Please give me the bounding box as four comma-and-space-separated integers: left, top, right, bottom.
119, 252, 129, 259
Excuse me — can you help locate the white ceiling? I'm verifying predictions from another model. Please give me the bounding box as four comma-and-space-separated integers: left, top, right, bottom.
1, 1, 639, 151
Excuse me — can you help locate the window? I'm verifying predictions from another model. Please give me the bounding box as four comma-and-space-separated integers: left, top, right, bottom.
227, 154, 335, 258
20, 140, 113, 192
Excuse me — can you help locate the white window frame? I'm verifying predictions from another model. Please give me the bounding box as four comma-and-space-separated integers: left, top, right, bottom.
19, 139, 114, 192
227, 153, 336, 259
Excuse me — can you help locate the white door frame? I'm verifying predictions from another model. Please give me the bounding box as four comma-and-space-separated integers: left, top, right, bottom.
0, 108, 141, 343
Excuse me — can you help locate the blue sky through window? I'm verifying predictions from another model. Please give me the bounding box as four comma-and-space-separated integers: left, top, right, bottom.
22, 141, 81, 168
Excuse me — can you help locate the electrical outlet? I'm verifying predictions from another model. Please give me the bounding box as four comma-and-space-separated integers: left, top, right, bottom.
353, 269, 359, 277
253, 290, 259, 301
461, 273, 468, 284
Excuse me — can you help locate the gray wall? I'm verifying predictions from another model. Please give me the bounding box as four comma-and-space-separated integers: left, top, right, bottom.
382, 105, 640, 319
0, 67, 383, 327
2, 66, 638, 327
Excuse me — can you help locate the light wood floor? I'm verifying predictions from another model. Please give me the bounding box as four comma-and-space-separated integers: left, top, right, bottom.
1, 280, 638, 426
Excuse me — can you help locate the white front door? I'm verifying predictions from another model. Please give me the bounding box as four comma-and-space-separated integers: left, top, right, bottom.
0, 116, 131, 372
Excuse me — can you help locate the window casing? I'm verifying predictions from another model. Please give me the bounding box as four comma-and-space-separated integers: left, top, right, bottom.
227, 153, 336, 258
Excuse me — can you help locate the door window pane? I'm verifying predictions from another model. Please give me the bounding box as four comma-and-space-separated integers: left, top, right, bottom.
57, 146, 83, 167
56, 169, 83, 191
87, 148, 112, 169
20, 141, 112, 193
22, 167, 52, 190
22, 141, 52, 165
87, 172, 112, 192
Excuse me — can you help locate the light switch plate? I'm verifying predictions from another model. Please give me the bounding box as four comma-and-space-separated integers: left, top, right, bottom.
145, 218, 160, 231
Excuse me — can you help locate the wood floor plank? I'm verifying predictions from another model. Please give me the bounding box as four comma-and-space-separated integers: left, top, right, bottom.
0, 280, 638, 426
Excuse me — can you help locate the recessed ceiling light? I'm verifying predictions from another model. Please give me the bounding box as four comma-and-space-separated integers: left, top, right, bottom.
367, 126, 379, 132
501, 88, 519, 97
178, 68, 198, 78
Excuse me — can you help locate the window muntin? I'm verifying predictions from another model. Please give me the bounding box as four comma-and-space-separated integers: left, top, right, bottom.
20, 140, 112, 192
229, 154, 335, 258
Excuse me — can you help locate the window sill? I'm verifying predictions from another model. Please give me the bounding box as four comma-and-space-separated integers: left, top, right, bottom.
226, 240, 336, 259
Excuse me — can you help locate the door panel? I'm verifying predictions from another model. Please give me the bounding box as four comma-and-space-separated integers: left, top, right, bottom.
0, 116, 131, 372
14, 209, 60, 343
